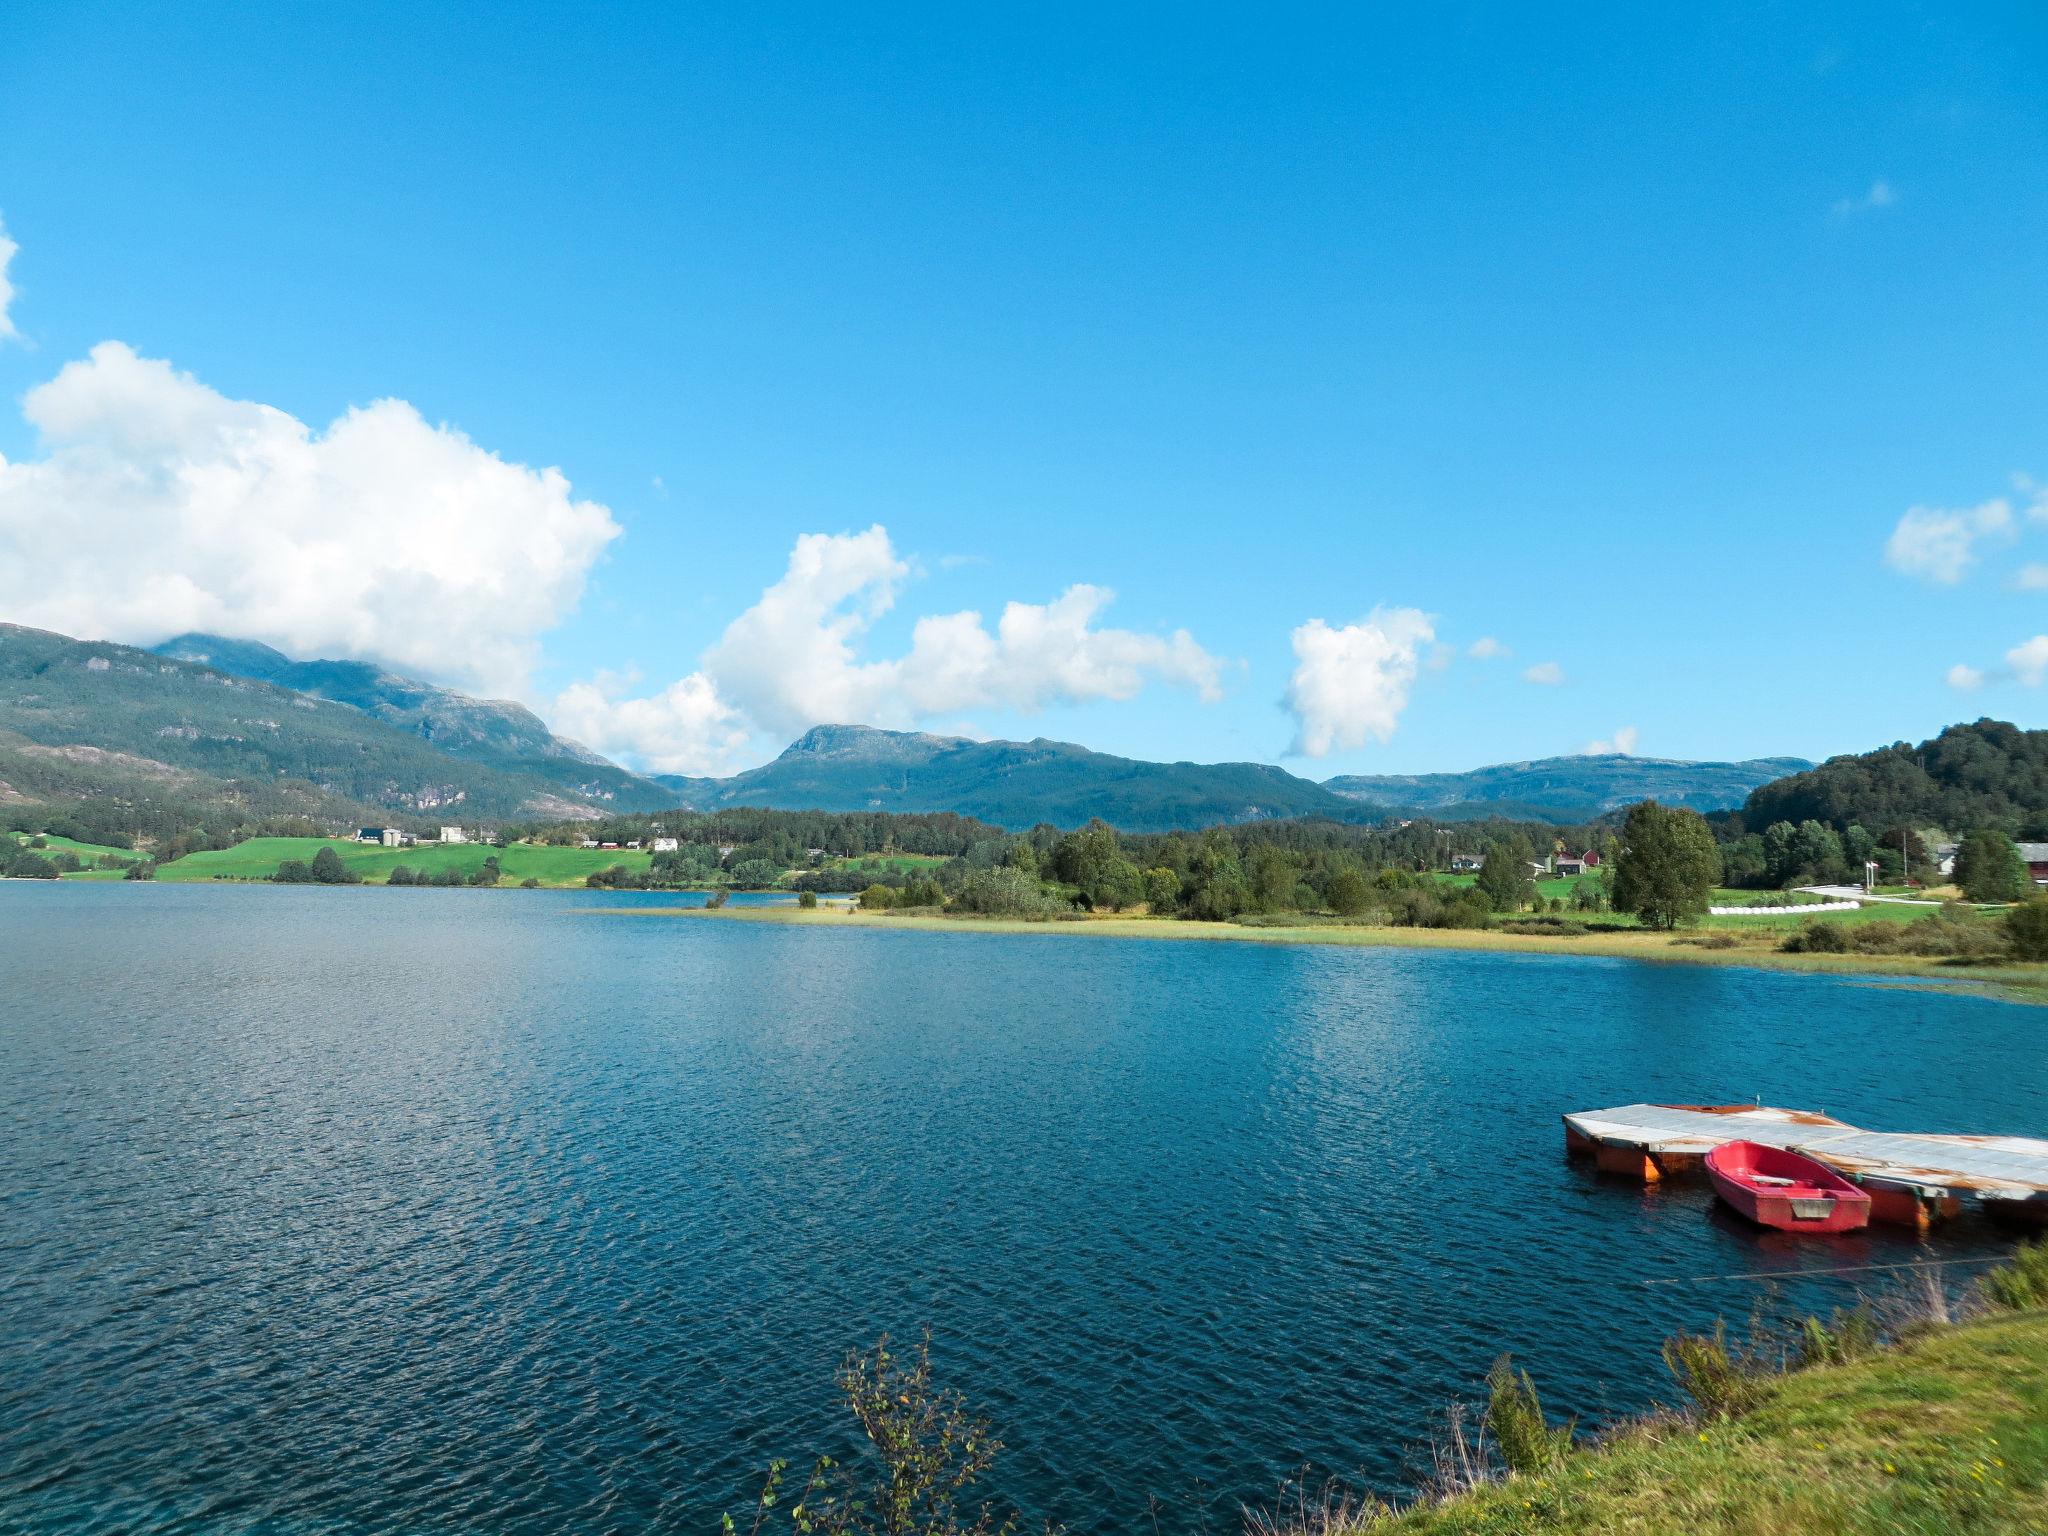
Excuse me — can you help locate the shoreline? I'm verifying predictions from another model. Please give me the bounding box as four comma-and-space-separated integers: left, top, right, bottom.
604, 901, 2048, 1003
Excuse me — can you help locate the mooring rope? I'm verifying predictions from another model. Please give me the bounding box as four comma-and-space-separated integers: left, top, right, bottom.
1642, 1255, 2010, 1287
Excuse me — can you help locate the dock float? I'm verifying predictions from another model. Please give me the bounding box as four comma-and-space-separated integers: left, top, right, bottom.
1563, 1103, 2048, 1230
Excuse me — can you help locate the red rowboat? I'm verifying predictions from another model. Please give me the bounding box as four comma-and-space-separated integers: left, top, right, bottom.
1706, 1140, 1871, 1234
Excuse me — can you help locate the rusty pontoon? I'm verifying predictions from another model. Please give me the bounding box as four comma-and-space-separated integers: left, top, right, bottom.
1563, 1103, 2048, 1230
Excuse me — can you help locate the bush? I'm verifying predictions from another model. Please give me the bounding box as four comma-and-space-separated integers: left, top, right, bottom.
122, 860, 156, 881
1661, 1322, 1768, 1419
705, 889, 729, 909
730, 1333, 1032, 1536
272, 859, 314, 884
433, 867, 465, 887
1980, 1239, 2048, 1311
1484, 1355, 1573, 1474
5, 850, 59, 879
467, 856, 502, 887
387, 864, 416, 886
948, 866, 1071, 918
310, 847, 360, 885
797, 889, 818, 909
1780, 919, 1850, 953
521, 877, 539, 889
2005, 897, 2048, 961
858, 883, 896, 910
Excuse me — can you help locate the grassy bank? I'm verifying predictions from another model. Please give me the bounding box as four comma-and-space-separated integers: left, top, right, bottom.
622, 902, 2048, 1001
1371, 1309, 2048, 1534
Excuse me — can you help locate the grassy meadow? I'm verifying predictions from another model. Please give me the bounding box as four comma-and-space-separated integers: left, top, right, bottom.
1369, 1308, 2048, 1535
152, 836, 654, 887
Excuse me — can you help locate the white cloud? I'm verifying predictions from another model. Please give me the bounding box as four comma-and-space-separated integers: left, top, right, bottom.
1946, 663, 1985, 691
550, 669, 751, 777
2014, 564, 2048, 591
0, 342, 620, 695
1832, 180, 1895, 216
0, 215, 18, 343
1522, 660, 1564, 686
564, 526, 1225, 766
2007, 637, 2048, 687
1884, 499, 2013, 584
1582, 725, 1639, 755
1281, 607, 1433, 758
1466, 636, 1508, 660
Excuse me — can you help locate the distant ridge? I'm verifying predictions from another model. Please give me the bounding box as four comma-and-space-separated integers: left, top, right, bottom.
653, 724, 1355, 833
654, 725, 1805, 832
1326, 752, 1812, 822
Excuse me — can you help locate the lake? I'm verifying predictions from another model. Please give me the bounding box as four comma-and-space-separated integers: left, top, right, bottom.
3, 882, 2042, 1533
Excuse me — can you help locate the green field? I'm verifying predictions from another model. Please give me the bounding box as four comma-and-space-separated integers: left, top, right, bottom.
7, 831, 143, 877
155, 837, 655, 887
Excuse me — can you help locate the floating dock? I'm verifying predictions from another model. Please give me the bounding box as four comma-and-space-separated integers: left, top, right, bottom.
1563, 1103, 2048, 1230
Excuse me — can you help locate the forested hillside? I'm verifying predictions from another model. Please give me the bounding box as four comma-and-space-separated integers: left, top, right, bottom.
151, 632, 675, 812
0, 625, 632, 845
1738, 720, 2048, 836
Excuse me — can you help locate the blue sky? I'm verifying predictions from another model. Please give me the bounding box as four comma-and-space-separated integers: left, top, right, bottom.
0, 3, 2044, 777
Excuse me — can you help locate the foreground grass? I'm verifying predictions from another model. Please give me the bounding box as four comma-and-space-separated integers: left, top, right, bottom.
1373, 1311, 2048, 1535
626, 903, 2048, 1002
155, 836, 654, 886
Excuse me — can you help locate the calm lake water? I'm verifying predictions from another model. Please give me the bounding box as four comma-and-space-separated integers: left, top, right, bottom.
3, 883, 2043, 1534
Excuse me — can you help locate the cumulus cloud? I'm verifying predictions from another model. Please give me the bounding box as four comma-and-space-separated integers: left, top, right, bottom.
549, 670, 752, 778
1946, 663, 1985, 691
563, 526, 1226, 766
1884, 499, 2013, 584
1582, 725, 1639, 755
2007, 637, 2048, 688
2014, 564, 2048, 591
0, 215, 18, 343
1282, 607, 1434, 758
1466, 636, 1508, 660
1522, 660, 1564, 686
1832, 180, 1895, 216
0, 342, 620, 695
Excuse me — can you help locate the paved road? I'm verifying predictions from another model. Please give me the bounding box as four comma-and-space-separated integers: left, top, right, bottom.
1795, 884, 1939, 906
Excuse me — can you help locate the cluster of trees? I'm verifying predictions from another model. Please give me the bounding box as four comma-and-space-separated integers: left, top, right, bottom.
1718, 819, 1927, 889
272, 847, 363, 884
388, 856, 507, 887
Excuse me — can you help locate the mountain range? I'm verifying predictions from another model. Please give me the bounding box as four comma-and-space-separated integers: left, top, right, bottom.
0, 625, 1810, 840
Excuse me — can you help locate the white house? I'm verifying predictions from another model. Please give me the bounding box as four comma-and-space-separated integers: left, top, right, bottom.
439, 827, 467, 844
652, 837, 679, 853
1449, 852, 1484, 873
380, 828, 405, 848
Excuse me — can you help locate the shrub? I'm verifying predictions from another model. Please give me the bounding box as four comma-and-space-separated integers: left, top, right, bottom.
122, 860, 156, 881
858, 883, 896, 910
948, 867, 1070, 918
271, 859, 314, 884
1484, 1355, 1573, 1474
2005, 897, 2048, 961
387, 864, 417, 886
1980, 1239, 2048, 1311
1780, 919, 1850, 953
310, 847, 360, 885
1794, 1307, 1882, 1368
705, 889, 729, 909
521, 877, 539, 889
728, 1332, 1032, 1536
467, 856, 502, 887
797, 889, 818, 909
433, 867, 466, 887
1661, 1322, 1768, 1419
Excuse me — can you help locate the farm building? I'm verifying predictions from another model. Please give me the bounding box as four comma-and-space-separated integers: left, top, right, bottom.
652, 837, 680, 852
2021, 843, 2048, 886
439, 827, 467, 844
1449, 853, 1484, 872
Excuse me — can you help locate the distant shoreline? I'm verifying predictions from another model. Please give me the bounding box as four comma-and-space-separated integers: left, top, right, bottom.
605, 900, 2048, 1004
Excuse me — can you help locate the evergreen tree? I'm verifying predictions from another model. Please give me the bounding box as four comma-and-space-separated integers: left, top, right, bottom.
1955, 830, 2028, 902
